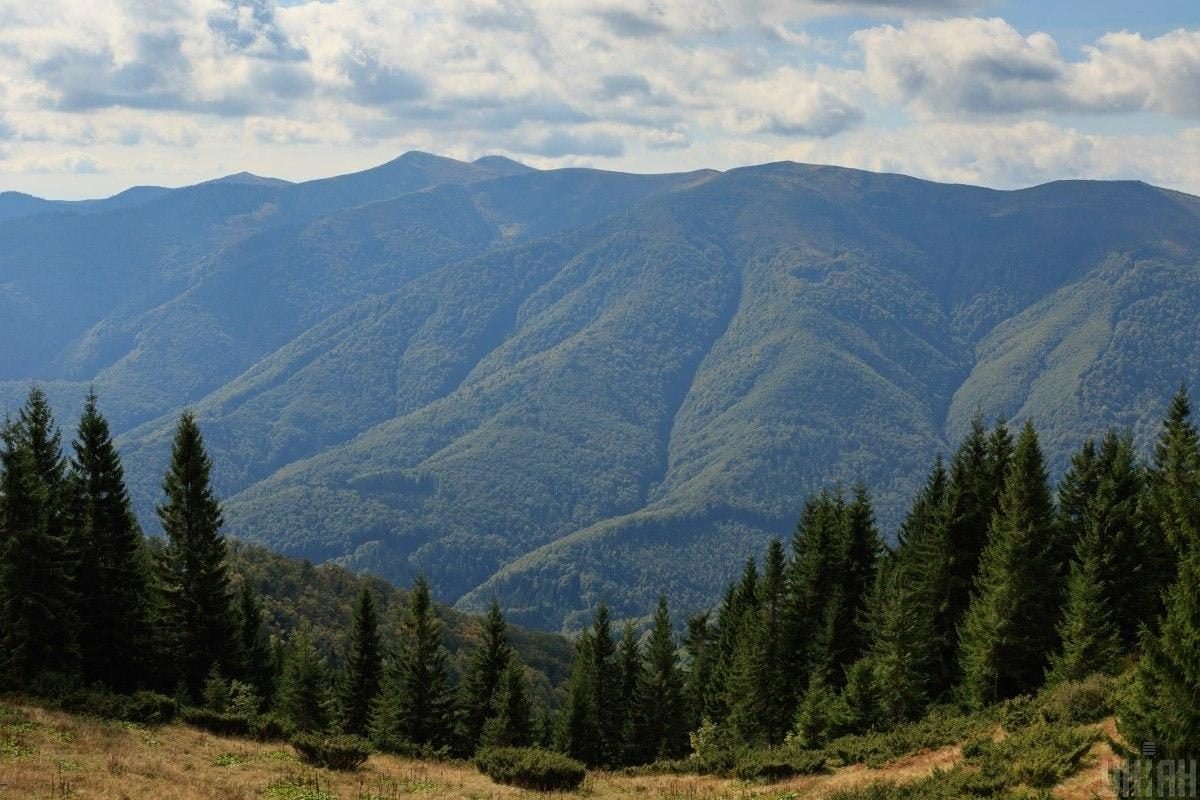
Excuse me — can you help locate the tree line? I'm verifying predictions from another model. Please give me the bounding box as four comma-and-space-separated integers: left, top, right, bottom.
2, 385, 1198, 763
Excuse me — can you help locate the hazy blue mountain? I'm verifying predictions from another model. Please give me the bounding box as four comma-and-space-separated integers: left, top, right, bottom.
3, 157, 1199, 631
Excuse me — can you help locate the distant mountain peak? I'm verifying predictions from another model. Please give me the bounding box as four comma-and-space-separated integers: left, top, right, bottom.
207, 171, 293, 187
473, 155, 536, 174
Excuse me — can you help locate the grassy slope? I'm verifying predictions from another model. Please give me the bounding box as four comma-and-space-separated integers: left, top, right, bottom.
0, 700, 1119, 800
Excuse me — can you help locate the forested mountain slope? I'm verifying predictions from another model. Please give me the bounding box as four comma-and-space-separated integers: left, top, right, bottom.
3, 155, 1198, 630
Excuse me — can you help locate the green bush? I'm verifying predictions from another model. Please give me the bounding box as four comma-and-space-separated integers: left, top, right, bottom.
733, 748, 826, 782
974, 723, 1098, 789
822, 707, 985, 768
687, 718, 741, 775
475, 747, 586, 791
1036, 673, 1118, 725
181, 708, 253, 737
56, 688, 177, 724
251, 714, 295, 742
291, 733, 372, 771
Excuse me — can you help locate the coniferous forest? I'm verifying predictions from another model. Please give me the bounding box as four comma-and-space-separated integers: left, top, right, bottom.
2, 384, 1200, 796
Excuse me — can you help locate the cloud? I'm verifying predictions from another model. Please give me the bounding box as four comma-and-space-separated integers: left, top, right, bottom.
2, 151, 105, 174
523, 128, 626, 157
854, 18, 1200, 118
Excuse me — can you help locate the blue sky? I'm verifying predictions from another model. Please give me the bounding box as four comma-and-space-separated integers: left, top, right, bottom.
1, 0, 1198, 198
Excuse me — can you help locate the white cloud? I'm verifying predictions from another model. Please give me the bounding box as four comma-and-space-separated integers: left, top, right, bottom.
855, 18, 1200, 118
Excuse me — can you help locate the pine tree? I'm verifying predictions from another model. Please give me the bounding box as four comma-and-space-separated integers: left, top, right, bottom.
1146, 386, 1200, 557
557, 630, 599, 764
682, 611, 713, 733
376, 575, 455, 749
786, 493, 840, 682
236, 582, 275, 704
642, 597, 687, 760
0, 389, 79, 685
1057, 438, 1100, 548
589, 602, 623, 765
959, 421, 1062, 707
728, 539, 790, 745
156, 412, 237, 696
1046, 544, 1123, 685
616, 621, 644, 764
338, 587, 383, 737
460, 599, 513, 752
277, 623, 330, 733
68, 392, 152, 691
869, 458, 952, 723
480, 661, 533, 748
944, 415, 997, 668
1119, 548, 1200, 760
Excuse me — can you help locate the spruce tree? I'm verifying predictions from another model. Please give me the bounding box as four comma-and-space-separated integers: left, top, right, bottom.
642, 597, 687, 760
460, 599, 513, 752
944, 415, 997, 666
481, 661, 533, 748
959, 421, 1062, 707
728, 539, 790, 745
1146, 386, 1200, 557
277, 623, 330, 733
869, 458, 952, 723
156, 412, 237, 696
557, 630, 599, 764
589, 602, 623, 765
68, 392, 152, 691
0, 389, 79, 685
376, 575, 455, 749
236, 582, 275, 703
1046, 543, 1123, 684
338, 587, 383, 737
1119, 547, 1200, 760
682, 611, 713, 732
616, 621, 645, 764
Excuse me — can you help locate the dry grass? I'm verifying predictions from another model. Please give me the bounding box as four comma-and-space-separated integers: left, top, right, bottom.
0, 701, 1118, 800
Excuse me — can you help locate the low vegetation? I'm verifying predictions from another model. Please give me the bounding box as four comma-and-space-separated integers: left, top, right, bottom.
474, 745, 587, 790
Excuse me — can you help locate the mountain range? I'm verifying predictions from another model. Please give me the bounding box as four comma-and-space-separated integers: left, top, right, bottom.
3, 152, 1198, 631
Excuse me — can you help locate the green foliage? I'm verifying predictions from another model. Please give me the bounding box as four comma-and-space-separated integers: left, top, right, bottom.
821, 707, 986, 769
276, 623, 331, 734
971, 723, 1098, 790
474, 746, 586, 791
732, 748, 826, 782
1035, 673, 1119, 726
55, 688, 179, 724
155, 411, 238, 697
959, 422, 1062, 707
337, 587, 383, 737
479, 662, 534, 750
290, 732, 372, 771
458, 598, 512, 753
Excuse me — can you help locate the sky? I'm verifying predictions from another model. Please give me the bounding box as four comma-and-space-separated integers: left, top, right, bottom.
1, 0, 1199, 199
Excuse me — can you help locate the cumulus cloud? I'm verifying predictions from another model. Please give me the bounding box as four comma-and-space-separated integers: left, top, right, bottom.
855, 18, 1200, 118
0, 0, 1198, 196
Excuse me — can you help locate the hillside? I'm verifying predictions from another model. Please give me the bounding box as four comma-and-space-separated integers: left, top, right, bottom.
3, 156, 1200, 629
0, 700, 1120, 800
227, 542, 573, 706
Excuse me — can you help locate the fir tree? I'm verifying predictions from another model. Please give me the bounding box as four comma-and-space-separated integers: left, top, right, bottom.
728, 539, 790, 745
0, 389, 79, 685
375, 575, 455, 749
1119, 547, 1200, 760
1046, 545, 1123, 685
277, 623, 330, 733
156, 412, 237, 696
642, 597, 687, 760
236, 582, 275, 704
480, 661, 533, 748
589, 602, 623, 765
1146, 386, 1200, 557
68, 392, 151, 691
557, 630, 599, 765
959, 421, 1062, 707
616, 621, 645, 764
338, 587, 383, 737
460, 599, 513, 752
869, 458, 952, 723
944, 415, 996, 669
682, 611, 713, 733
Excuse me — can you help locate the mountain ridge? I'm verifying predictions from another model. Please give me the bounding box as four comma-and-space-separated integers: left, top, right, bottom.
3, 155, 1199, 630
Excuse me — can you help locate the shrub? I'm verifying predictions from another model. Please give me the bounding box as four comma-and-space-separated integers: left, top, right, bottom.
475, 747, 586, 791
251, 714, 295, 742
733, 747, 826, 782
181, 708, 253, 737
822, 707, 984, 768
688, 718, 741, 775
971, 722, 1098, 789
55, 688, 177, 724
1036, 673, 1118, 725
291, 733, 372, 771
121, 692, 179, 724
